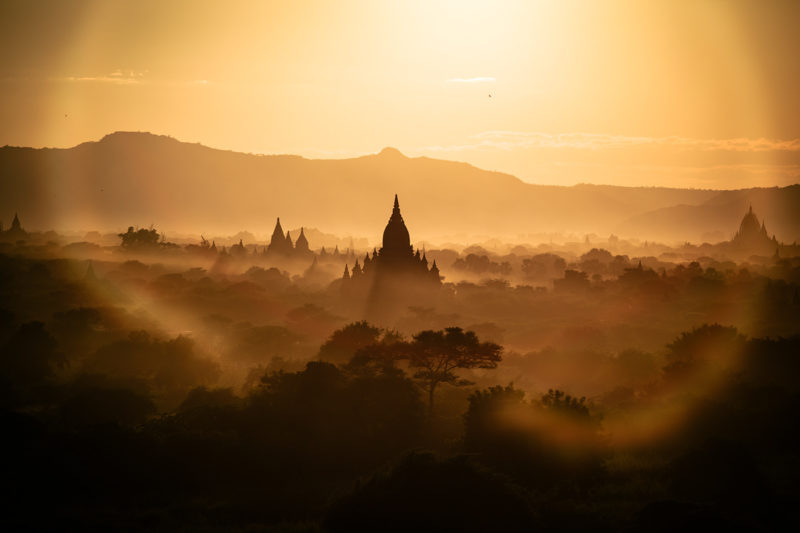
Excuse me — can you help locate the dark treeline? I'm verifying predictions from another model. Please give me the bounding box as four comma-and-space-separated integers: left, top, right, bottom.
2, 323, 800, 528
1, 244, 800, 530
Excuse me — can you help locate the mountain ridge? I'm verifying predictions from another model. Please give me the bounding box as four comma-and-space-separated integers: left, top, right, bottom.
1, 131, 798, 243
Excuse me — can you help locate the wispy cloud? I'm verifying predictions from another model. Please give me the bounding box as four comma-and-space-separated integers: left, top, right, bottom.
60, 70, 146, 85
446, 77, 496, 83
53, 70, 211, 87
422, 131, 800, 153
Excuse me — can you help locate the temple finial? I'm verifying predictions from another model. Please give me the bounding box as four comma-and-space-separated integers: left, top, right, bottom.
394, 194, 399, 208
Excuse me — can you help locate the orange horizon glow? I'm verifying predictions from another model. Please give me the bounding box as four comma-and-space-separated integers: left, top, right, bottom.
1, 0, 799, 188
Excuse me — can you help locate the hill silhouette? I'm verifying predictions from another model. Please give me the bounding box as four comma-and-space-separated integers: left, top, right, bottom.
615, 186, 800, 242
1, 131, 798, 243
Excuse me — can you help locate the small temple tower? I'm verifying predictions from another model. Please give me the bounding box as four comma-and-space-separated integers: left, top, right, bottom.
10, 213, 22, 232
267, 217, 293, 255
2, 212, 27, 241
295, 227, 310, 254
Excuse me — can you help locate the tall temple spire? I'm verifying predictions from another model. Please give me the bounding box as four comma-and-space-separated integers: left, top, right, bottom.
270, 218, 284, 242
341, 194, 442, 290
382, 194, 411, 257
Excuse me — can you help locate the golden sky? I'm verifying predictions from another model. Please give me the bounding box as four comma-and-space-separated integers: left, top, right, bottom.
1, 0, 799, 188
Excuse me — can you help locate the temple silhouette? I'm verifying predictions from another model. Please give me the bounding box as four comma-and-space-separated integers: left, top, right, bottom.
264, 218, 313, 258
341, 194, 441, 285
0, 212, 27, 242
730, 205, 779, 256
340, 195, 441, 321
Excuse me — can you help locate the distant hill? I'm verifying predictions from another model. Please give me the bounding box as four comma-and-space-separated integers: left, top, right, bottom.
1, 131, 798, 244
615, 186, 800, 243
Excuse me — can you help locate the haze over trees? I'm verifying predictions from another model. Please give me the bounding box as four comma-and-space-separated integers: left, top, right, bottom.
1, 224, 799, 529
2, 0, 800, 529
0, 139, 798, 532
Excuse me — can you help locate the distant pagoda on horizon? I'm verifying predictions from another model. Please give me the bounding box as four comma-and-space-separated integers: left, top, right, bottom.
1, 212, 27, 242
731, 205, 778, 256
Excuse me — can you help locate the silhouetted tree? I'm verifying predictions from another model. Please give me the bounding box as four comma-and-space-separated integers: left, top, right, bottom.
521, 253, 566, 280
463, 384, 528, 456
318, 321, 383, 364
463, 384, 605, 491
663, 323, 746, 379
453, 253, 512, 276
406, 327, 502, 415
118, 226, 161, 248
540, 389, 591, 419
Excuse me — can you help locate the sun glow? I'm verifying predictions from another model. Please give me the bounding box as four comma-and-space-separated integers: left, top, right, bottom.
1, 0, 797, 189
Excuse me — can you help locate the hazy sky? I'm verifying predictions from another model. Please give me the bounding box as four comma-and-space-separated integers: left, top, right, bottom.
1, 0, 799, 188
